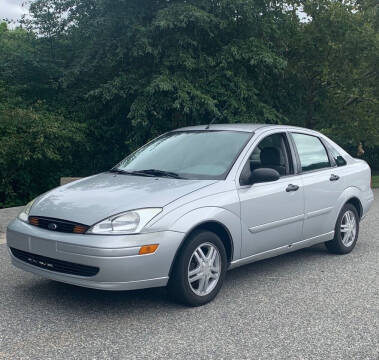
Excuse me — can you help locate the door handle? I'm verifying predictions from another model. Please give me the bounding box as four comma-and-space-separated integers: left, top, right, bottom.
286, 184, 299, 192
330, 174, 340, 181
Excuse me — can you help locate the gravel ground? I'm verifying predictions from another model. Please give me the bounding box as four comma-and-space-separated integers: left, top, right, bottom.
0, 192, 378, 360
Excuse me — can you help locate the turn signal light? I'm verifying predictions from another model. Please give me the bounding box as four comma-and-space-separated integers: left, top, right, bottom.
28, 217, 39, 226
139, 244, 159, 255
73, 225, 88, 234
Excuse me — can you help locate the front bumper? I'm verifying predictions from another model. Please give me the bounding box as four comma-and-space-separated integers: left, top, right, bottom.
6, 218, 184, 290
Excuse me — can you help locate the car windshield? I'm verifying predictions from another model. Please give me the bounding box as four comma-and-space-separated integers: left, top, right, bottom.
114, 130, 252, 180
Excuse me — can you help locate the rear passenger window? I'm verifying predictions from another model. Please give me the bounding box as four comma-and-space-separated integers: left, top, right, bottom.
291, 133, 330, 172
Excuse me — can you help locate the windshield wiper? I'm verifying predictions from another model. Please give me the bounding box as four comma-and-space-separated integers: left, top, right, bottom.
110, 168, 185, 179
131, 169, 186, 179
109, 168, 154, 177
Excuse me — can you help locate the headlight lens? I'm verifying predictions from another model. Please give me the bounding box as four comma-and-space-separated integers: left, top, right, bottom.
87, 208, 162, 235
18, 199, 36, 222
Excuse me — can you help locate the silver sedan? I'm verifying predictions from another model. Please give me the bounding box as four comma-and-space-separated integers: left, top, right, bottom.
7, 124, 374, 306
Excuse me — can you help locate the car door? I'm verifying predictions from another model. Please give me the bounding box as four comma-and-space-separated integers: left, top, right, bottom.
237, 131, 305, 257
290, 132, 345, 241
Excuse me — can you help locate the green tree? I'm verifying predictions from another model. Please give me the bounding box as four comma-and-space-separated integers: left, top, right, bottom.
284, 0, 379, 152
24, 0, 295, 157
0, 104, 86, 207
0, 22, 86, 207
1, 0, 378, 207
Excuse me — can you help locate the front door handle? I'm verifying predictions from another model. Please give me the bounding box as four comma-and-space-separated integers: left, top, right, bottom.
330, 174, 340, 181
286, 184, 299, 192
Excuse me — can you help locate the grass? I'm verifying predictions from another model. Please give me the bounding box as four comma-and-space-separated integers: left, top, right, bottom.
372, 172, 379, 189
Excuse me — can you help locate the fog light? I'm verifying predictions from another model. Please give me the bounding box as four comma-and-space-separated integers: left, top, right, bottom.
139, 244, 159, 255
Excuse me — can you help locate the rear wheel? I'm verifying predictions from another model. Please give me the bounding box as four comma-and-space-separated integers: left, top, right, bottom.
325, 203, 359, 254
168, 230, 227, 306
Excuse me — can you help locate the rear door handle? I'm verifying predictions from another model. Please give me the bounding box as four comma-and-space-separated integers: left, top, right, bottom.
330, 174, 340, 181
286, 184, 299, 192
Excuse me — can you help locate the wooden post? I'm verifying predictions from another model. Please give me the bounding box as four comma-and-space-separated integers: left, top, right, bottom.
60, 177, 82, 186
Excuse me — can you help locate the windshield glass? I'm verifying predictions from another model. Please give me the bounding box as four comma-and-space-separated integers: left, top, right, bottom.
114, 131, 251, 180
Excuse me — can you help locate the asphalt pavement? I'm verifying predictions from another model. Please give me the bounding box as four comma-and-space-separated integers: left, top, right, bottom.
0, 207, 23, 244
0, 192, 378, 360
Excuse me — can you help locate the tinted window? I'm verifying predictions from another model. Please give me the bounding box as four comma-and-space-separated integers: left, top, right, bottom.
292, 133, 330, 172
115, 131, 251, 180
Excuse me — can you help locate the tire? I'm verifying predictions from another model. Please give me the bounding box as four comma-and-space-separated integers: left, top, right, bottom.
325, 203, 359, 254
168, 230, 227, 306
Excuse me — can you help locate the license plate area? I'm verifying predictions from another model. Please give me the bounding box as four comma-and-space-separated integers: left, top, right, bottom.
29, 236, 56, 255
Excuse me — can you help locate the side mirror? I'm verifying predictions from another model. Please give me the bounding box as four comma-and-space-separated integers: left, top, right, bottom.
251, 168, 280, 183
240, 167, 280, 185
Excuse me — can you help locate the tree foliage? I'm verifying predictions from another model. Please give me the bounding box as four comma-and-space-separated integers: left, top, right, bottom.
0, 0, 378, 206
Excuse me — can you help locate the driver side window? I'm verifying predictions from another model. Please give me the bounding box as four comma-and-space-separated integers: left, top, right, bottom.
240, 132, 293, 185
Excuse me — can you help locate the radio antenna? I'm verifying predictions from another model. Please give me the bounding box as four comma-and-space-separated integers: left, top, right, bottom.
205, 117, 217, 130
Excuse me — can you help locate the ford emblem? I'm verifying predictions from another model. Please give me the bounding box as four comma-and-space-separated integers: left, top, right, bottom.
48, 223, 58, 230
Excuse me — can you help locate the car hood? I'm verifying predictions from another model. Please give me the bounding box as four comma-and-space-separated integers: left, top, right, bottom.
30, 172, 217, 225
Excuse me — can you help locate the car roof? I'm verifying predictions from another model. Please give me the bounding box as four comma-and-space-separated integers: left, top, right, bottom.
174, 123, 312, 133
174, 123, 273, 132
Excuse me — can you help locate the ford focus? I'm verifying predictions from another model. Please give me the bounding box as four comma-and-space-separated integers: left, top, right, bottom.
7, 124, 374, 306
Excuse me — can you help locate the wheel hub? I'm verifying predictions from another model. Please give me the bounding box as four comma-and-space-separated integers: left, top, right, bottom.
340, 210, 357, 247
187, 242, 221, 296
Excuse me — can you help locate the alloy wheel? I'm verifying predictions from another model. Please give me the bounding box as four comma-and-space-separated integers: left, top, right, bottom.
340, 210, 357, 247
187, 242, 221, 296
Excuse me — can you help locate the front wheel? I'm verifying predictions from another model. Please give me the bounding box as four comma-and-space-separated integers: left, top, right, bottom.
168, 230, 227, 306
325, 203, 359, 254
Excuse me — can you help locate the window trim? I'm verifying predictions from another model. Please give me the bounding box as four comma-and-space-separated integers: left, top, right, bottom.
289, 132, 332, 174
286, 131, 301, 174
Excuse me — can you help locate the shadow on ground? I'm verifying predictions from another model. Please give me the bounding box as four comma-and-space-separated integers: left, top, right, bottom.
14, 243, 330, 311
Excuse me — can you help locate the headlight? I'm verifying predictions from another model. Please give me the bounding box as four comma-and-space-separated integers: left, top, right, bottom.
87, 208, 162, 235
18, 199, 36, 222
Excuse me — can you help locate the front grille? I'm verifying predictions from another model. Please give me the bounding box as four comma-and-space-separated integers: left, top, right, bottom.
10, 248, 99, 277
28, 216, 89, 234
